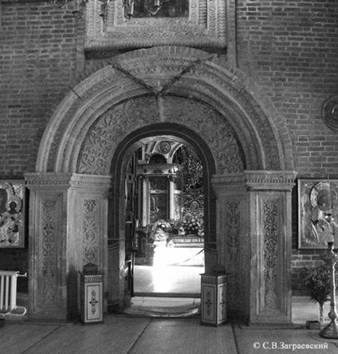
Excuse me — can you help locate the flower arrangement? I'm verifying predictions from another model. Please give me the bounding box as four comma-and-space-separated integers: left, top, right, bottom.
149, 218, 205, 237
165, 220, 185, 235
156, 220, 171, 231
183, 218, 204, 237
302, 262, 331, 324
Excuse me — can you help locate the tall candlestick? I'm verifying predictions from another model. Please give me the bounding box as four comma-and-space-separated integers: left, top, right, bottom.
319, 242, 338, 338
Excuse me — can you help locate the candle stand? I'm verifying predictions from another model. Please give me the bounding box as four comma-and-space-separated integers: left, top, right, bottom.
319, 242, 338, 339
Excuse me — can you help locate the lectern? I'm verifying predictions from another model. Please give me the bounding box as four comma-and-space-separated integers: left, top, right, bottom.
80, 263, 103, 324
200, 273, 227, 326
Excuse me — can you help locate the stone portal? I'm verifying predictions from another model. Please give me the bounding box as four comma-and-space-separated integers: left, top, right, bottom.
26, 46, 296, 323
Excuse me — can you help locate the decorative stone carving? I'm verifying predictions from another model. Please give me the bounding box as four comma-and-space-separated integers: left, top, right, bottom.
224, 200, 240, 308
46, 72, 132, 172
83, 199, 99, 265
25, 173, 73, 188
163, 96, 244, 174
249, 187, 292, 324
322, 95, 338, 131
245, 170, 295, 323
39, 198, 59, 307
78, 95, 244, 175
178, 64, 280, 170
79, 97, 159, 174
211, 174, 245, 191
210, 174, 247, 317
86, 0, 227, 51
103, 54, 282, 170
263, 199, 279, 312
70, 174, 112, 191
37, 47, 294, 173
245, 170, 297, 190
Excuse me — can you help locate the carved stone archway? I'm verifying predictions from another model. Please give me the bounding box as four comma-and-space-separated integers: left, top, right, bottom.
35, 46, 294, 173
25, 46, 296, 323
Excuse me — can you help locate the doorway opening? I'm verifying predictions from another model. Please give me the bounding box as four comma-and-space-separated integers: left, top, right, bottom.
122, 135, 206, 315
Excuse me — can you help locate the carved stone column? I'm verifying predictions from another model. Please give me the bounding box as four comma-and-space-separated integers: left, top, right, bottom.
68, 174, 111, 318
211, 174, 249, 321
25, 173, 72, 320
245, 170, 297, 324
25, 173, 111, 321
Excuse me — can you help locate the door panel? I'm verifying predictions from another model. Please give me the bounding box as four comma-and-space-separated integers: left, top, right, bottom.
124, 154, 138, 297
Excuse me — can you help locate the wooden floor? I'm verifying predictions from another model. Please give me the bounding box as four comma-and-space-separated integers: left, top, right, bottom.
2, 317, 235, 354
2, 315, 338, 354
5, 289, 338, 353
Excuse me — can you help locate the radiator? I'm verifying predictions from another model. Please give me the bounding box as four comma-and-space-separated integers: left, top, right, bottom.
0, 271, 27, 318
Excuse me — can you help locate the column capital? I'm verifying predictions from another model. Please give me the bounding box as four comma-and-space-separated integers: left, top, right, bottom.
69, 173, 111, 191
25, 172, 73, 189
211, 173, 245, 192
211, 173, 245, 184
24, 173, 112, 192
245, 170, 297, 191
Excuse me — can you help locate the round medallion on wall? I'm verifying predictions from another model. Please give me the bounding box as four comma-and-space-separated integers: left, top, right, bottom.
158, 141, 171, 154
322, 95, 338, 131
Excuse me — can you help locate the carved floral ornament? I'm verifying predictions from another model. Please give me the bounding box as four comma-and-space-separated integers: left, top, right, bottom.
211, 171, 297, 191
82, 199, 99, 265
35, 47, 294, 173
40, 198, 58, 305
245, 171, 297, 190
223, 200, 240, 306
24, 173, 111, 192
78, 96, 245, 175
263, 199, 279, 311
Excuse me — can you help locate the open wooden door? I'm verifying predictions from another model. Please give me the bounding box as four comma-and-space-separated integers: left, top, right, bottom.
124, 154, 138, 298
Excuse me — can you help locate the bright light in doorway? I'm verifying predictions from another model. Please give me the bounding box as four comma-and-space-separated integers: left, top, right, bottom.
151, 244, 204, 293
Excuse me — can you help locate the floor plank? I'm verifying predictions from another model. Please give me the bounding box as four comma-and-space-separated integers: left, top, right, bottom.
23, 316, 150, 354
0, 322, 59, 354
129, 319, 236, 354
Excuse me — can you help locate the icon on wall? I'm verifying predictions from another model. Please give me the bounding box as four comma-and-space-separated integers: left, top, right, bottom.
123, 0, 189, 19
0, 181, 25, 248
298, 179, 338, 249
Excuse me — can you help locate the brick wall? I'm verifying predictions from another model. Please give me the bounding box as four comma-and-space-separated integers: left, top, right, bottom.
237, 0, 338, 174
0, 0, 84, 178
237, 0, 338, 293
0, 0, 84, 276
